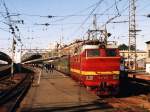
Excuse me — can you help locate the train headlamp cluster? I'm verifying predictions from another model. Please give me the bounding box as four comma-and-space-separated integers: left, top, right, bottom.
86, 76, 93, 80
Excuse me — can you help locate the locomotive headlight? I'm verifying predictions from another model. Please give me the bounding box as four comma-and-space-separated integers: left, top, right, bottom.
86, 76, 93, 80
113, 75, 119, 80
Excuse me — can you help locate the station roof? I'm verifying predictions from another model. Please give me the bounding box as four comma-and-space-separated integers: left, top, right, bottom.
0, 51, 12, 64
22, 53, 42, 62
22, 56, 59, 64
146, 41, 150, 44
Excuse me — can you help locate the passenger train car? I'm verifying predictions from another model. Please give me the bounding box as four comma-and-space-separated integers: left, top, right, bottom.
54, 39, 121, 95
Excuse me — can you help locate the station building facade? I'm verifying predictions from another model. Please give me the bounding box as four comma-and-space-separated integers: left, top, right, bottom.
146, 41, 150, 73
119, 50, 147, 70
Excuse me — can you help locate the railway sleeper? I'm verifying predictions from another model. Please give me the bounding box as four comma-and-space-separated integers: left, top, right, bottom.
0, 75, 32, 105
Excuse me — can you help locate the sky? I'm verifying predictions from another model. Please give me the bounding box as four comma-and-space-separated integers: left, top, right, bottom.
0, 0, 150, 58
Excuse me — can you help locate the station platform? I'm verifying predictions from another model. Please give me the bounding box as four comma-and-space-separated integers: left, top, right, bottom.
20, 70, 114, 112
128, 72, 150, 80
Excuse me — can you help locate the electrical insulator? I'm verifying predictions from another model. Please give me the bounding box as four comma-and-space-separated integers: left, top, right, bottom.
14, 40, 17, 45
47, 15, 53, 18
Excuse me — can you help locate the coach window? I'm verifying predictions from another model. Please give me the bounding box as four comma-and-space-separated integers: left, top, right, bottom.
106, 49, 116, 56
86, 49, 100, 57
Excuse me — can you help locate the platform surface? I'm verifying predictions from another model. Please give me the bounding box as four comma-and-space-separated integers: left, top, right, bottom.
20, 70, 114, 112
129, 72, 150, 80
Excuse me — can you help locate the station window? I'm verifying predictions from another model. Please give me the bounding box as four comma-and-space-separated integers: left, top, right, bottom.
106, 49, 117, 56
86, 49, 100, 57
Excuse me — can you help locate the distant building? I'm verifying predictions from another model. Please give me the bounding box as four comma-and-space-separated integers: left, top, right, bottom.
119, 50, 147, 69
146, 41, 150, 73
48, 42, 57, 50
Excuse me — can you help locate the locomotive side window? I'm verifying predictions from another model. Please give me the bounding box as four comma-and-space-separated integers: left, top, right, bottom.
87, 49, 100, 57
106, 49, 116, 56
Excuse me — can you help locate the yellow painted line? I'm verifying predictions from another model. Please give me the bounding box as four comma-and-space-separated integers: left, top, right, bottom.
112, 71, 120, 74
85, 57, 121, 59
70, 68, 120, 75
81, 71, 96, 75
70, 68, 80, 74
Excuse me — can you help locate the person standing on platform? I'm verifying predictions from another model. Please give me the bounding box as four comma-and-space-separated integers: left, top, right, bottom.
49, 63, 52, 73
51, 64, 54, 73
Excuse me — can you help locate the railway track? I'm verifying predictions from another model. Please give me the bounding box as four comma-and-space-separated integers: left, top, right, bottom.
0, 65, 11, 82
6, 75, 32, 112
101, 97, 149, 112
129, 77, 150, 86
101, 76, 150, 111
0, 67, 34, 112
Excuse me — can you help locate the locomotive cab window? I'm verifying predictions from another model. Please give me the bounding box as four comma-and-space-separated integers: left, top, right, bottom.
86, 49, 100, 57
106, 49, 116, 56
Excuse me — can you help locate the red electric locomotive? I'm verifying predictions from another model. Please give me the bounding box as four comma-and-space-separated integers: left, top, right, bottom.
54, 29, 121, 95
70, 40, 120, 95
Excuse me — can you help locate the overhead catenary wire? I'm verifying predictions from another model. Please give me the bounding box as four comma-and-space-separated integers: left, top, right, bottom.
0, 11, 147, 19
115, 0, 120, 15
0, 0, 28, 58
0, 0, 146, 28
77, 0, 105, 28
49, 0, 106, 23
98, 0, 127, 29
0, 0, 26, 48
0, 4, 28, 53
0, 0, 105, 19
66, 0, 105, 41
79, 0, 125, 39
98, 0, 139, 29
0, 0, 148, 51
